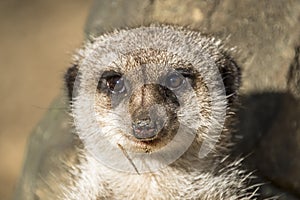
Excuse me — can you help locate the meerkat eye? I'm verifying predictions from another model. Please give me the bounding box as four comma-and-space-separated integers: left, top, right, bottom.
98, 71, 126, 94
107, 75, 126, 94
165, 72, 185, 90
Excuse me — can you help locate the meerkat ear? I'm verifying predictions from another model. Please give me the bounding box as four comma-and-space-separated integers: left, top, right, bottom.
218, 55, 241, 103
64, 64, 79, 100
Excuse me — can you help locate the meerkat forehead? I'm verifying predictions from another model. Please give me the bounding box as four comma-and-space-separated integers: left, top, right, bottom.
77, 25, 224, 74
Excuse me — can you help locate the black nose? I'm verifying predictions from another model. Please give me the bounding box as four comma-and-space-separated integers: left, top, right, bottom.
132, 119, 158, 140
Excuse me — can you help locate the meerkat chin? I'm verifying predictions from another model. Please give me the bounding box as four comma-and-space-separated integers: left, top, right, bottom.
58, 25, 257, 200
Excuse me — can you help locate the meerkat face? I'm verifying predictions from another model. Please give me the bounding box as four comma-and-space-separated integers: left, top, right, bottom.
65, 25, 240, 173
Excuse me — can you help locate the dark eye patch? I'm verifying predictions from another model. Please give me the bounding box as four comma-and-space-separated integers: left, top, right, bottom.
175, 67, 195, 79
165, 72, 185, 90
174, 67, 197, 88
97, 70, 126, 94
100, 70, 122, 79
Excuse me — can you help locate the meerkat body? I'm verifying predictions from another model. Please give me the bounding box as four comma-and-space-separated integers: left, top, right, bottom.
36, 25, 256, 200
59, 149, 251, 200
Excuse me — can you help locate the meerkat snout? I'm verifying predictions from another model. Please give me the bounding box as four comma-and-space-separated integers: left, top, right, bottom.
129, 82, 179, 141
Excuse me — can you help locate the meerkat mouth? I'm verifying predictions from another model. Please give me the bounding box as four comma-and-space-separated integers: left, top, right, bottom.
131, 110, 167, 141
128, 113, 179, 152
132, 120, 159, 141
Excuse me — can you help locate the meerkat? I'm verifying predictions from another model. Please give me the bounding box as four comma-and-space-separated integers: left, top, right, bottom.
37, 24, 257, 200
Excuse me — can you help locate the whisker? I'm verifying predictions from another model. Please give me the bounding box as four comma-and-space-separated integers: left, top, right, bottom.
117, 143, 140, 175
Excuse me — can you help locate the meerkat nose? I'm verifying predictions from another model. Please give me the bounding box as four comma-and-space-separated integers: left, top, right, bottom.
132, 117, 158, 140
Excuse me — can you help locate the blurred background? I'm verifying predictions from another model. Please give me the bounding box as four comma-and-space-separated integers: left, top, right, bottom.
0, 0, 92, 199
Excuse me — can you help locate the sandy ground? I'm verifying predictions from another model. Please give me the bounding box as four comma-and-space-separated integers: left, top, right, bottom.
0, 0, 92, 199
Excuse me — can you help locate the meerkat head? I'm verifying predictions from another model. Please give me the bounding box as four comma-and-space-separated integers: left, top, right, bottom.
65, 25, 240, 173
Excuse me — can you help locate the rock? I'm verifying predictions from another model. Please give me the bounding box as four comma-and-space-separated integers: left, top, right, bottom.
255, 47, 300, 197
